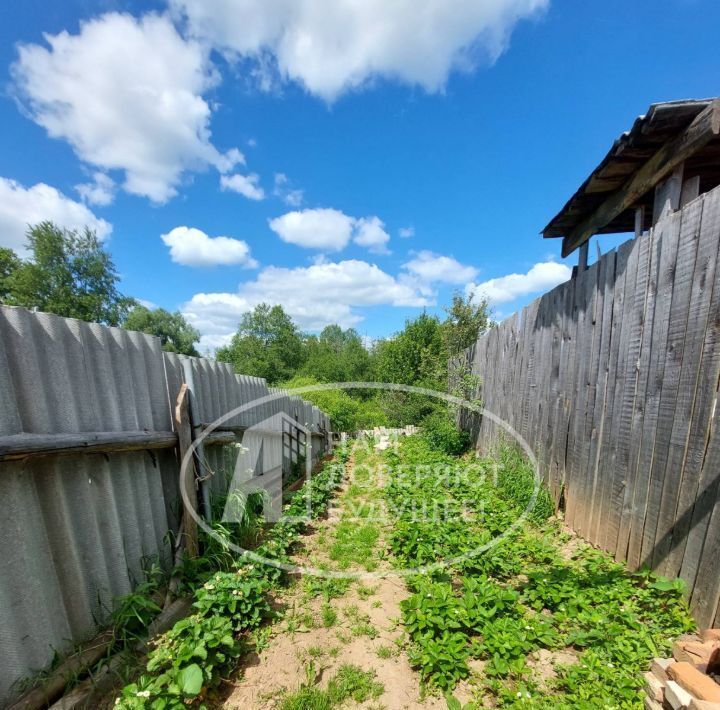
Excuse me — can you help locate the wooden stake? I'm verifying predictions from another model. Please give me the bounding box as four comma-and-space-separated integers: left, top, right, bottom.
175, 384, 199, 559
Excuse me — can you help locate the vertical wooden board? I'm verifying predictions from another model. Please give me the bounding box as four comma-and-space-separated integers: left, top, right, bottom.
556, 276, 578, 497
483, 324, 502, 450
545, 285, 565, 496
564, 268, 587, 527
598, 239, 640, 549
589, 247, 626, 544
688, 417, 720, 627
522, 300, 540, 445
665, 190, 720, 578
574, 257, 605, 537
639, 198, 704, 568
592, 241, 639, 552
649, 194, 712, 572
547, 284, 567, 499
580, 253, 616, 542
614, 228, 656, 559
566, 263, 598, 530
626, 209, 683, 570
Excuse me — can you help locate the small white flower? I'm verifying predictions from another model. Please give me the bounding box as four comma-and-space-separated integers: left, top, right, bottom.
517, 691, 522, 698
426, 593, 432, 598
525, 625, 531, 630
526, 692, 531, 698
204, 583, 215, 590
136, 690, 151, 698
607, 662, 614, 668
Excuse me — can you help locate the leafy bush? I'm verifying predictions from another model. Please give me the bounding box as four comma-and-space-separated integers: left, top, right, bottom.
420, 410, 470, 456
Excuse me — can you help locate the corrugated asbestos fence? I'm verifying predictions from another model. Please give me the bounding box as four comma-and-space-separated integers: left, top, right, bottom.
0, 305, 332, 705
455, 183, 720, 628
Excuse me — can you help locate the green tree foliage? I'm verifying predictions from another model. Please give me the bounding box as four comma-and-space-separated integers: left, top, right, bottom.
372, 294, 489, 427
374, 313, 445, 387
2, 222, 134, 325
283, 376, 388, 432
441, 291, 490, 356
373, 313, 446, 425
123, 305, 200, 356
0, 247, 21, 300
300, 324, 372, 382
217, 303, 304, 385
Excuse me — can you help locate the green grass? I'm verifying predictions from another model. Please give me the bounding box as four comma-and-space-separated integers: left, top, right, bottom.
280, 664, 384, 709
384, 435, 695, 707
328, 521, 380, 571
321, 602, 338, 628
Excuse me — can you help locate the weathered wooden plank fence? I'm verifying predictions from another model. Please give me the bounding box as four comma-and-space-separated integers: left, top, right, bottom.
456, 184, 720, 628
0, 305, 332, 705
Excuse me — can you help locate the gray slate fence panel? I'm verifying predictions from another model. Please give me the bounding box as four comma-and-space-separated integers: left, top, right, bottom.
460, 185, 720, 627
0, 306, 331, 705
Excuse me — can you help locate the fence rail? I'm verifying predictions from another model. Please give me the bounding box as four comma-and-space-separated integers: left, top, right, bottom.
0, 305, 331, 705
456, 184, 720, 628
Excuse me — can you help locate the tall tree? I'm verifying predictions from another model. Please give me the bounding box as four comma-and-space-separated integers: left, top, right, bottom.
0, 247, 21, 301
123, 305, 200, 356
217, 303, 304, 384
300, 325, 372, 383
441, 291, 490, 356
3, 222, 134, 325
373, 313, 446, 425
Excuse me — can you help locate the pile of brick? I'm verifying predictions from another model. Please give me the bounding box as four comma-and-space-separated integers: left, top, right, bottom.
644, 629, 720, 709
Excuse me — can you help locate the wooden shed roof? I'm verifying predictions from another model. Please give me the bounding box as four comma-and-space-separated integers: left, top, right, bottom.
543, 98, 720, 254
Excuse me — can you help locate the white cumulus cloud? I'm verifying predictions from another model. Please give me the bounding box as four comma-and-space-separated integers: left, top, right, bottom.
269, 208, 390, 253
75, 172, 115, 206
182, 258, 432, 349
403, 250, 478, 284
399, 226, 415, 238
161, 226, 258, 267
466, 261, 571, 304
12, 12, 242, 203
273, 173, 304, 207
0, 177, 112, 255
171, 0, 548, 100
353, 216, 390, 254
220, 172, 265, 200
269, 208, 355, 251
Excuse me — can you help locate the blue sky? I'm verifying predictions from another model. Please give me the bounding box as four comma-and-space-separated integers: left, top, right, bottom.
1, 0, 718, 351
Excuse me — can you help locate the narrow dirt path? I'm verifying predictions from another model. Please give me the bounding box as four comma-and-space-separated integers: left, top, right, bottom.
219, 442, 446, 709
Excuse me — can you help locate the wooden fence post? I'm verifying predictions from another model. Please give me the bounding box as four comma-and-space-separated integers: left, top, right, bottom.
175, 384, 199, 559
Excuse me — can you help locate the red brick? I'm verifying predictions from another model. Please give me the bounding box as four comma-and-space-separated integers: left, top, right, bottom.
668, 662, 720, 702
673, 641, 720, 666
689, 699, 720, 710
